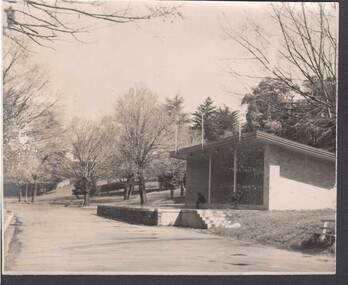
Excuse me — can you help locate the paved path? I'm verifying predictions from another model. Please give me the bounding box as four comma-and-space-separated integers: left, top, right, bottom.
4, 202, 335, 274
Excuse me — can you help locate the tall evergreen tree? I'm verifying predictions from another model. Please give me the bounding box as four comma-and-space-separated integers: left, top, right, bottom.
192, 97, 240, 141
215, 106, 239, 137
192, 97, 218, 141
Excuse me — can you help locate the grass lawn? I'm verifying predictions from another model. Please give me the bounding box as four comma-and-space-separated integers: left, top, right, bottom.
210, 209, 336, 255
47, 185, 185, 208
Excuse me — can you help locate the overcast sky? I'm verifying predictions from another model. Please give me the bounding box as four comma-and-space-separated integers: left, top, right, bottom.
27, 1, 335, 122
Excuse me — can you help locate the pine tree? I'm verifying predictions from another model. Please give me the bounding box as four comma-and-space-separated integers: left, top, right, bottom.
192, 97, 218, 141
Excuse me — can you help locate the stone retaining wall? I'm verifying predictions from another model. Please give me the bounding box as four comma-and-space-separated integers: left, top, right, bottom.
97, 205, 158, 226
97, 205, 216, 229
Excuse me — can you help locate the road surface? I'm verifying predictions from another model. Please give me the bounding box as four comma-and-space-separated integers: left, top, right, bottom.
4, 202, 335, 274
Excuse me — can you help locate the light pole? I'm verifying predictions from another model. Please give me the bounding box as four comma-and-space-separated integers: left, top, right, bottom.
174, 121, 178, 153
201, 112, 204, 149
233, 111, 241, 195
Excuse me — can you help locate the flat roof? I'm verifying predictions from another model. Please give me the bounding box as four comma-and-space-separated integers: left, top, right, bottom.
170, 131, 335, 162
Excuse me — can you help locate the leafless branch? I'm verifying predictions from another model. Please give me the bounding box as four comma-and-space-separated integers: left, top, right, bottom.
3, 0, 181, 48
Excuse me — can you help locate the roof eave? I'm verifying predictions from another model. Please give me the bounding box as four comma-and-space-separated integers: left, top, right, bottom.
255, 131, 336, 162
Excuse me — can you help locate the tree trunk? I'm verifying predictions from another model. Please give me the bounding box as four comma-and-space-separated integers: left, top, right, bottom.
126, 184, 133, 200
83, 191, 90, 207
170, 188, 174, 198
123, 185, 128, 200
32, 181, 37, 203
138, 171, 147, 205
96, 187, 101, 197
83, 192, 87, 206
18, 186, 22, 202
25, 183, 28, 202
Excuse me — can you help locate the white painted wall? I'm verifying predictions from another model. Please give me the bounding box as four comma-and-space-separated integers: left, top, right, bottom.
267, 145, 336, 210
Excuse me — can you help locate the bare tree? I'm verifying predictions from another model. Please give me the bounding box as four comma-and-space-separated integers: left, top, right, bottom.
224, 3, 337, 138
150, 95, 200, 197
105, 150, 137, 200
4, 132, 61, 203
93, 116, 137, 200
3, 43, 58, 146
3, 0, 181, 48
151, 125, 197, 196
50, 119, 113, 206
5, 145, 34, 202
3, 42, 65, 197
114, 86, 169, 205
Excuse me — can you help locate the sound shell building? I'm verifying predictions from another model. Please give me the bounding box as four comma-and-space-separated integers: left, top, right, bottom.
170, 131, 336, 210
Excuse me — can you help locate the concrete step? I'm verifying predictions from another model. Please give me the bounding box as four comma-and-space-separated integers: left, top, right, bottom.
197, 211, 235, 229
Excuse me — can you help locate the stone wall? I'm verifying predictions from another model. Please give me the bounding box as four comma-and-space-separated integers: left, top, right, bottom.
97, 205, 158, 226
97, 206, 182, 226
264, 144, 336, 210
97, 206, 243, 229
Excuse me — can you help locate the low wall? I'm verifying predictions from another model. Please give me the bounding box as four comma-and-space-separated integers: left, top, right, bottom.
97, 206, 206, 228
97, 205, 158, 226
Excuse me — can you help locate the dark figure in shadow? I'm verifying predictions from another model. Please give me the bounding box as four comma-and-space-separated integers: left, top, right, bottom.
231, 191, 243, 209
196, 192, 206, 209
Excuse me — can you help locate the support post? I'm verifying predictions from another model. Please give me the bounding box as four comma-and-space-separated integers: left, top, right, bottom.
208, 152, 212, 205
201, 113, 204, 149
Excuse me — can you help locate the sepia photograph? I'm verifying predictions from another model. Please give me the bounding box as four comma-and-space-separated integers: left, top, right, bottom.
2, 0, 337, 275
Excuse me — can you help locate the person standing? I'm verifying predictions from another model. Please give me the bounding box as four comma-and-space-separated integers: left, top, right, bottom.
196, 192, 206, 209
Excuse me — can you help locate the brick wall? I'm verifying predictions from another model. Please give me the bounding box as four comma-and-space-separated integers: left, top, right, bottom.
265, 144, 336, 210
